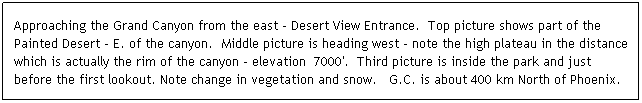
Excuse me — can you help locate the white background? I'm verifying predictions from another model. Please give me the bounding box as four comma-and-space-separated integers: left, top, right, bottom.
1, 0, 640, 103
